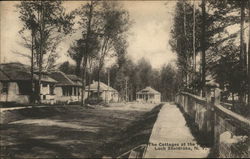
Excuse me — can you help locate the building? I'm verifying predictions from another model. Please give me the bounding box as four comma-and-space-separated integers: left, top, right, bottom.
136, 86, 161, 103
0, 63, 119, 105
85, 81, 119, 103
48, 71, 83, 104
0, 63, 57, 104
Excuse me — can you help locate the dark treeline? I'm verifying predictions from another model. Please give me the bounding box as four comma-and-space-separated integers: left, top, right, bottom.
16, 0, 132, 105
59, 57, 180, 102
170, 0, 250, 115
17, 0, 180, 103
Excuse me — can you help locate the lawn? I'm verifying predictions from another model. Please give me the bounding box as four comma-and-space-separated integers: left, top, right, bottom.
0, 103, 162, 158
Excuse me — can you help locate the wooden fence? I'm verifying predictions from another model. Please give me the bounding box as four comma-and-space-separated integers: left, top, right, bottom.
175, 92, 250, 158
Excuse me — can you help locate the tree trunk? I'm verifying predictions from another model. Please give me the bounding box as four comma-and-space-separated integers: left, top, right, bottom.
232, 92, 235, 108
97, 67, 101, 98
201, 0, 206, 97
75, 59, 81, 76
30, 31, 34, 103
38, 2, 44, 104
87, 60, 93, 99
81, 1, 93, 106
81, 58, 88, 106
87, 74, 91, 98
239, 0, 246, 103
248, 1, 250, 106
183, 1, 188, 88
193, 0, 196, 79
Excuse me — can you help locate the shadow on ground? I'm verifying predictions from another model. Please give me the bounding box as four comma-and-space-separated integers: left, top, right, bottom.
175, 104, 215, 158
1, 104, 162, 158
101, 103, 163, 158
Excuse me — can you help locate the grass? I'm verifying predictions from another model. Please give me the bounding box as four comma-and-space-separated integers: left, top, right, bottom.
0, 103, 161, 158
101, 103, 163, 157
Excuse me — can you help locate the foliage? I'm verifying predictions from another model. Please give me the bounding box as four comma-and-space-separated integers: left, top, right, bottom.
58, 61, 75, 75
170, 0, 249, 102
17, 1, 74, 70
90, 57, 179, 102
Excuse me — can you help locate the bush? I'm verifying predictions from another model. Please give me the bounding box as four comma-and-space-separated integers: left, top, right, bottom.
85, 96, 104, 105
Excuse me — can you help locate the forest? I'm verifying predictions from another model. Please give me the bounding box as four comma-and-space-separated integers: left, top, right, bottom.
169, 0, 250, 116
16, 0, 250, 115
16, 0, 179, 104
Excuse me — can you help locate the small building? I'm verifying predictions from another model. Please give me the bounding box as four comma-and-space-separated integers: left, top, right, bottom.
0, 63, 57, 104
48, 71, 83, 104
136, 86, 161, 103
85, 81, 119, 103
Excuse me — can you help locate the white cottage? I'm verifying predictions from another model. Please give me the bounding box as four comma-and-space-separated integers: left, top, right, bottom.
0, 63, 57, 105
48, 71, 83, 104
136, 86, 161, 103
85, 81, 119, 103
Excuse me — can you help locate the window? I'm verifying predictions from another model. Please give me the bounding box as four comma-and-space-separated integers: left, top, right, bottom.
62, 87, 67, 96
78, 88, 80, 96
69, 87, 72, 96
50, 84, 54, 95
62, 86, 72, 96
74, 87, 76, 96
17, 81, 32, 95
1, 82, 8, 94
42, 83, 47, 87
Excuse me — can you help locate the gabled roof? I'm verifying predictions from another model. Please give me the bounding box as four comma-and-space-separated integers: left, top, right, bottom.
49, 71, 81, 86
0, 63, 32, 81
136, 86, 160, 95
0, 63, 57, 83
39, 74, 57, 83
67, 74, 82, 86
67, 74, 81, 82
86, 81, 117, 92
0, 70, 10, 81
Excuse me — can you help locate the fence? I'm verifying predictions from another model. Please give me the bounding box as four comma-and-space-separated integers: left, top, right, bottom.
175, 92, 250, 158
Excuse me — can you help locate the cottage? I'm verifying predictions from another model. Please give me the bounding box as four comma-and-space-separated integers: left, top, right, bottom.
0, 63, 57, 104
85, 81, 119, 103
48, 71, 83, 104
136, 86, 161, 103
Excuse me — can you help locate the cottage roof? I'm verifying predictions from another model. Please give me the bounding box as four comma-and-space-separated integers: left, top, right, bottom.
86, 81, 117, 92
67, 74, 82, 86
136, 86, 160, 95
0, 63, 57, 83
67, 74, 81, 82
0, 70, 10, 81
49, 71, 81, 86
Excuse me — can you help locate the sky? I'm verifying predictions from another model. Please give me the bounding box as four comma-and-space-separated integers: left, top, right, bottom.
0, 1, 177, 69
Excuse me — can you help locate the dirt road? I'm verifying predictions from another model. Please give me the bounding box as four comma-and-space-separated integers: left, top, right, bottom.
0, 103, 162, 158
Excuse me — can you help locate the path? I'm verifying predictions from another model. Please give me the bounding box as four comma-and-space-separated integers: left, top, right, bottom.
144, 103, 210, 158
0, 105, 47, 113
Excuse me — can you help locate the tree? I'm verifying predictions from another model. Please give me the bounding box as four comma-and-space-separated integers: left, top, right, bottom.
170, 0, 245, 95
169, 1, 199, 91
17, 1, 73, 103
248, 0, 250, 106
95, 1, 131, 97
137, 58, 153, 88
71, 1, 130, 103
16, 1, 39, 103
58, 61, 75, 74
201, 0, 206, 96
239, 0, 247, 103
112, 37, 129, 101
72, 0, 101, 105
160, 64, 179, 101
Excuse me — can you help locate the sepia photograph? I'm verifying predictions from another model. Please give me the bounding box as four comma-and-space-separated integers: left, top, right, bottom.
0, 0, 249, 158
